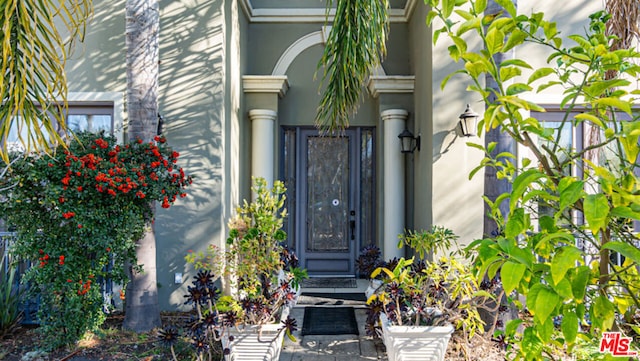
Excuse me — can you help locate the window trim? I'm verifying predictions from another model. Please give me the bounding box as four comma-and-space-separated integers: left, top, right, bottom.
67, 92, 125, 143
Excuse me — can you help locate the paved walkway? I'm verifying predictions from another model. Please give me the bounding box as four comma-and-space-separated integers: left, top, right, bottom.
279, 280, 388, 361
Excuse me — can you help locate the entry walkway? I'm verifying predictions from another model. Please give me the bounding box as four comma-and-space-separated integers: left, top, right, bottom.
279, 279, 388, 361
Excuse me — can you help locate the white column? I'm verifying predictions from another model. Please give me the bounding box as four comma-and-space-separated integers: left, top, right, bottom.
249, 109, 277, 187
382, 109, 409, 260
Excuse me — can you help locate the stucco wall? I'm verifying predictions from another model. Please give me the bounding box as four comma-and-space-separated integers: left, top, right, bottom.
66, 0, 235, 310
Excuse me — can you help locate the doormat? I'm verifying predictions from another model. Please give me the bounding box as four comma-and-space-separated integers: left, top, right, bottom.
301, 307, 359, 335
301, 278, 357, 288
299, 293, 367, 306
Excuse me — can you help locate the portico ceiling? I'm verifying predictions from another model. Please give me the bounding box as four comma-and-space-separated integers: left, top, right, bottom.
240, 0, 418, 23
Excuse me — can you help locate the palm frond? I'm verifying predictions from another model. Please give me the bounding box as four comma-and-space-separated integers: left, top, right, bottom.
0, 0, 92, 162
316, 0, 389, 134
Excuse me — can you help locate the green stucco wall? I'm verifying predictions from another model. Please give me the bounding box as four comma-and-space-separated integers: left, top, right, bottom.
65, 0, 238, 310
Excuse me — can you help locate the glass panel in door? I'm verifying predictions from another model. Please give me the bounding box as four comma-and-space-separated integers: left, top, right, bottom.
300, 129, 356, 275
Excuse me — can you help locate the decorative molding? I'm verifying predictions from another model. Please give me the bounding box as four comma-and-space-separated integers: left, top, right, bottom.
272, 31, 324, 75
242, 75, 289, 97
272, 28, 385, 76
367, 76, 415, 98
240, 0, 417, 23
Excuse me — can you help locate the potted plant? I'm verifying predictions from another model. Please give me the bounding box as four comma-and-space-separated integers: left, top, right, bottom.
160, 177, 306, 361
365, 226, 487, 361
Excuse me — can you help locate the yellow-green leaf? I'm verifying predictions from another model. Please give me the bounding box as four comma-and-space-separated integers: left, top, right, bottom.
561, 310, 579, 344
535, 287, 559, 324
584, 193, 609, 235
551, 246, 583, 285
485, 27, 504, 55
501, 260, 526, 294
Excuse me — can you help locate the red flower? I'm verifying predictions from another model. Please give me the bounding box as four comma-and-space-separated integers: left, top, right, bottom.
106, 247, 111, 252
77, 186, 83, 192
62, 212, 75, 219
59, 255, 65, 265
78, 224, 83, 229
48, 162, 54, 167
44, 254, 50, 261
107, 189, 117, 196
58, 197, 65, 203
67, 279, 73, 283
62, 176, 71, 185
95, 138, 109, 149
136, 191, 146, 199
161, 197, 170, 209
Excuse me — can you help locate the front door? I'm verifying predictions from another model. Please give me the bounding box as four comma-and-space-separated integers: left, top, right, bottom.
299, 129, 358, 276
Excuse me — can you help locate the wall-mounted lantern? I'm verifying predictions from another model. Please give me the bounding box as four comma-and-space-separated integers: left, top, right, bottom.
458, 104, 479, 137
398, 129, 421, 153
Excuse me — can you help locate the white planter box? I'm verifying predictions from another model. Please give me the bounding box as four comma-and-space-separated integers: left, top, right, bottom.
380, 314, 454, 361
222, 306, 290, 361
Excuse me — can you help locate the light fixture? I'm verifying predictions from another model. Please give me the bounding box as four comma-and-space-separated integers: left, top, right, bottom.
458, 104, 479, 137
398, 129, 420, 153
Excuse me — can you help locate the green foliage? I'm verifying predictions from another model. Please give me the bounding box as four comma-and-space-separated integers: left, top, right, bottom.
367, 227, 487, 353
174, 178, 304, 360
0, 256, 21, 339
398, 225, 459, 259
227, 177, 292, 297
185, 177, 306, 322
0, 131, 192, 349
428, 1, 640, 359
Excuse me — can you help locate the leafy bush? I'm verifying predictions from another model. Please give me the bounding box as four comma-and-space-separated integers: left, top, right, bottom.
0, 131, 192, 349
366, 227, 486, 349
427, 1, 640, 358
165, 178, 303, 360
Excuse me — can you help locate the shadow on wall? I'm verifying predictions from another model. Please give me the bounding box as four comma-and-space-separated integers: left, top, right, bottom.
67, 0, 228, 309
157, 0, 227, 309
432, 129, 459, 164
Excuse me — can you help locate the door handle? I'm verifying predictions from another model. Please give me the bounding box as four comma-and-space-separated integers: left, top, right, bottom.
350, 210, 356, 240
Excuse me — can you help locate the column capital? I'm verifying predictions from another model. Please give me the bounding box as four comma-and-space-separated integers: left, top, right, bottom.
368, 76, 415, 98
381, 108, 409, 121
248, 108, 278, 120
243, 76, 289, 98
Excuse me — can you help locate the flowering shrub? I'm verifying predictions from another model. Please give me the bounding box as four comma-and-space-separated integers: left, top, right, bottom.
0, 131, 192, 348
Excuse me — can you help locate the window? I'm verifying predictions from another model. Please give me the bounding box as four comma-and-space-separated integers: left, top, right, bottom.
526, 107, 637, 266
5, 92, 124, 151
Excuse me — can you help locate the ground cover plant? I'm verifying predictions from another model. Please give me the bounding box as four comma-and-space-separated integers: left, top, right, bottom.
0, 312, 209, 361
427, 0, 640, 359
